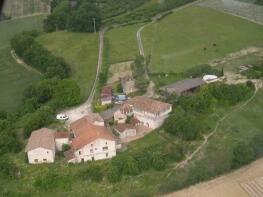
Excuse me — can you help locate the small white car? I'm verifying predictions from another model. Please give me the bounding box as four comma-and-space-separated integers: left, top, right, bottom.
56, 114, 69, 121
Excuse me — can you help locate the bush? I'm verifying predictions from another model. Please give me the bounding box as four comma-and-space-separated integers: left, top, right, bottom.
166, 144, 184, 162
231, 143, 255, 169
107, 165, 122, 183
80, 164, 104, 182
0, 155, 19, 179
186, 64, 223, 78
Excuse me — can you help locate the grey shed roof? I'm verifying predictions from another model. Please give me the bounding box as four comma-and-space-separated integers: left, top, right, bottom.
25, 128, 55, 152
161, 78, 205, 94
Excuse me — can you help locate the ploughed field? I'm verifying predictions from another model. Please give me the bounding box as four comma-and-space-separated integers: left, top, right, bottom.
142, 6, 263, 73
0, 15, 45, 112
37, 32, 99, 100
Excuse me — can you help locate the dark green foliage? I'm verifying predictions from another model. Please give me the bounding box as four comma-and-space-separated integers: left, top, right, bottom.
23, 106, 55, 137
244, 63, 263, 79
208, 83, 252, 106
80, 164, 104, 182
186, 64, 223, 78
62, 144, 70, 152
152, 151, 166, 170
231, 143, 255, 169
34, 171, 72, 191
166, 144, 184, 162
0, 111, 7, 119
164, 112, 201, 141
11, 31, 70, 78
0, 155, 18, 179
107, 165, 122, 183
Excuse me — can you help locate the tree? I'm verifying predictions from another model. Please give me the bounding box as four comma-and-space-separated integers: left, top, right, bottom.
152, 151, 166, 171
0, 155, 18, 179
232, 143, 255, 169
80, 164, 104, 182
107, 165, 122, 183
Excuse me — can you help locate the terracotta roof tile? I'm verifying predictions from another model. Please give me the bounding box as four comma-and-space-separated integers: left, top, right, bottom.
114, 124, 135, 133
55, 131, 69, 139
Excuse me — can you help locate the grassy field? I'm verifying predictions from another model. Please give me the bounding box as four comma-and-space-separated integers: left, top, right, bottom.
0, 15, 45, 112
106, 24, 141, 63
37, 32, 99, 100
3, 0, 49, 18
142, 6, 263, 73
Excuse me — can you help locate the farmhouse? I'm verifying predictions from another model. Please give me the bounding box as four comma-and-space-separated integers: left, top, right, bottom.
25, 128, 56, 164
160, 78, 205, 95
54, 132, 69, 151
114, 124, 136, 139
84, 113, 104, 126
101, 85, 113, 105
126, 96, 172, 129
121, 75, 137, 94
67, 116, 116, 163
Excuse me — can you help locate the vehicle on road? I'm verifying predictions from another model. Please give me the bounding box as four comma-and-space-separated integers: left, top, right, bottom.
56, 114, 69, 121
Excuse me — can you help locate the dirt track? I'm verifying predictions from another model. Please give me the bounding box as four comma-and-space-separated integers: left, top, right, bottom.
164, 158, 263, 197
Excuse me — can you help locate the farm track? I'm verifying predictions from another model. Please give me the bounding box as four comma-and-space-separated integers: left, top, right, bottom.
62, 28, 106, 124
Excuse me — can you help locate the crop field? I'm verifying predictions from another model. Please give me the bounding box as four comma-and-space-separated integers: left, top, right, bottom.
105, 24, 141, 63
0, 15, 45, 112
37, 32, 99, 100
3, 0, 50, 18
142, 6, 263, 73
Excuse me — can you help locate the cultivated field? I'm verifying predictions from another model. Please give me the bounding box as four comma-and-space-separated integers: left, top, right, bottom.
0, 15, 45, 112
105, 24, 141, 63
3, 0, 50, 18
37, 32, 99, 100
142, 6, 263, 73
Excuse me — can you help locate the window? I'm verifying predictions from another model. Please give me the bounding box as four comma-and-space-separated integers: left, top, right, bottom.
91, 144, 93, 147
106, 153, 108, 157
105, 141, 108, 145
34, 159, 38, 163
90, 149, 93, 153
79, 151, 81, 155
92, 156, 94, 161
43, 159, 47, 162
95, 148, 97, 150
81, 158, 84, 162
103, 147, 108, 151
47, 151, 49, 154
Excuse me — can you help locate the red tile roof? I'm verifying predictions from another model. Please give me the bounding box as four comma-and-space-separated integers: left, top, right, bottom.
55, 131, 69, 139
101, 85, 112, 97
70, 117, 115, 150
114, 124, 135, 133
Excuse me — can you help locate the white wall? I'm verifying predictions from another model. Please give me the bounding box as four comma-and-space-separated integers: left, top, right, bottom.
73, 138, 116, 163
118, 129, 136, 139
55, 138, 69, 151
27, 147, 55, 164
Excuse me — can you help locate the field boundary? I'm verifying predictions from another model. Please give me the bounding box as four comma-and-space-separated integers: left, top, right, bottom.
10, 49, 43, 75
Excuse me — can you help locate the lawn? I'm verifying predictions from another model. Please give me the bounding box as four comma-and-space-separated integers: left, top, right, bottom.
37, 32, 99, 100
142, 6, 263, 73
160, 88, 263, 194
105, 24, 141, 63
0, 15, 45, 112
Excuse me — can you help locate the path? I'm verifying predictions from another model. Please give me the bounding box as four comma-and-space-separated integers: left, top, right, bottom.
166, 80, 262, 178
62, 28, 106, 124
10, 50, 43, 75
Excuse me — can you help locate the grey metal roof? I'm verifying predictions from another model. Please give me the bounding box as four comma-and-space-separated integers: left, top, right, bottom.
161, 78, 205, 94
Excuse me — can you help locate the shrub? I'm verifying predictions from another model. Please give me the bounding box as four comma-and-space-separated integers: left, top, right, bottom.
231, 143, 255, 169
152, 151, 166, 171
186, 64, 223, 78
107, 165, 122, 183
166, 144, 184, 162
0, 155, 18, 179
80, 164, 104, 182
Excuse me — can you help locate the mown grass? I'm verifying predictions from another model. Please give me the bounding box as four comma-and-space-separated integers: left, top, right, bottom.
106, 24, 141, 63
0, 15, 45, 112
142, 6, 263, 73
37, 32, 99, 100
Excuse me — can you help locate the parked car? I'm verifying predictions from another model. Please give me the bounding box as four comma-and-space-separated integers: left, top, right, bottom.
56, 114, 69, 121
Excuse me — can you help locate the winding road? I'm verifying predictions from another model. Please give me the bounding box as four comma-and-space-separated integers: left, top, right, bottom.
62, 28, 106, 123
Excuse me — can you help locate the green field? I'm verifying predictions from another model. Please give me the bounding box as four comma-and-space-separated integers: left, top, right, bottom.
142, 6, 263, 73
106, 24, 141, 63
0, 15, 45, 112
37, 32, 99, 100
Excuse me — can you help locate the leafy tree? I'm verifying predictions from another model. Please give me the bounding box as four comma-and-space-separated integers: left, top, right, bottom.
152, 151, 166, 171
0, 155, 18, 179
166, 144, 184, 162
232, 143, 255, 169
107, 165, 122, 183
80, 164, 104, 182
